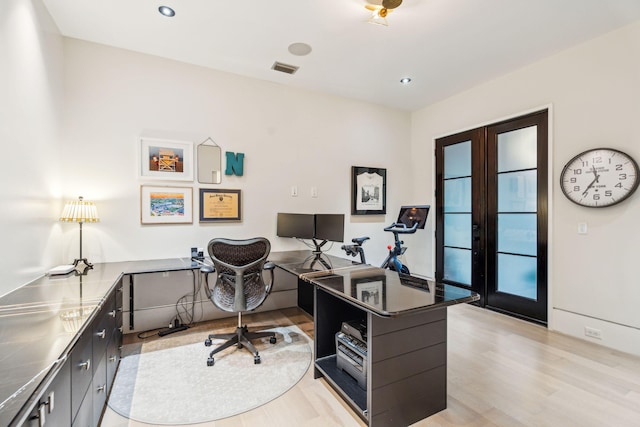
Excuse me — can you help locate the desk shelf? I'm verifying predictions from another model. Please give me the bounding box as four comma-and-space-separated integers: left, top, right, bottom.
315, 355, 367, 418
311, 275, 457, 427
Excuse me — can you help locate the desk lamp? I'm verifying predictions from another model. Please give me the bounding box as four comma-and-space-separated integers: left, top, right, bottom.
60, 196, 100, 270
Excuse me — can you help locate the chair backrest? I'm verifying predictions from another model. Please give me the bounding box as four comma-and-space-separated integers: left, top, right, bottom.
207, 237, 271, 313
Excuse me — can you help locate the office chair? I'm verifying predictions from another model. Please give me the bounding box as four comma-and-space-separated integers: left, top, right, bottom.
203, 237, 277, 366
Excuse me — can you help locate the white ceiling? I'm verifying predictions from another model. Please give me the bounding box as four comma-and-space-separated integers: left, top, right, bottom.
42, 0, 640, 112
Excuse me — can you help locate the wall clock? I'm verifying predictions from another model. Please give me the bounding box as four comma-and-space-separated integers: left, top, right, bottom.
560, 148, 639, 207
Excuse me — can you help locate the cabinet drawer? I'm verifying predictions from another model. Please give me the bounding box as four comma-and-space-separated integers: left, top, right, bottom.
106, 335, 120, 394
24, 358, 71, 427
92, 354, 108, 426
71, 391, 92, 427
70, 331, 92, 419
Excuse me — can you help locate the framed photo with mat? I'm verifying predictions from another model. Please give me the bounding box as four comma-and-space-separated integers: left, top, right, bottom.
351, 166, 386, 215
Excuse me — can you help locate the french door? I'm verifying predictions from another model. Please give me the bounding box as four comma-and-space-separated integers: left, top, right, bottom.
435, 110, 548, 324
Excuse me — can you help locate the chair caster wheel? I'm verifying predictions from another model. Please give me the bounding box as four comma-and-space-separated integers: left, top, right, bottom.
254, 355, 261, 364
269, 336, 276, 344
205, 338, 212, 346
238, 343, 243, 349
207, 357, 214, 366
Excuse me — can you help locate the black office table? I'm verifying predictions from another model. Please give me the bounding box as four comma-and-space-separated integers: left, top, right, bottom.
299, 263, 479, 427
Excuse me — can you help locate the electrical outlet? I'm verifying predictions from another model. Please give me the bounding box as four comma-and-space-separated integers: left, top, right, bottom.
584, 326, 602, 339
291, 186, 298, 197
311, 186, 318, 198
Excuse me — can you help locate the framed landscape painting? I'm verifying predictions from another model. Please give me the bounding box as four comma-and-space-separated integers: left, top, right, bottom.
140, 185, 193, 224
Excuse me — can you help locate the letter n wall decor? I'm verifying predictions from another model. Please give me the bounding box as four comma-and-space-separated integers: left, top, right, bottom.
225, 152, 244, 176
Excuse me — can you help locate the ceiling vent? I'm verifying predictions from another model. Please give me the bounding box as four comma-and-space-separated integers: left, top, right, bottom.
272, 61, 299, 75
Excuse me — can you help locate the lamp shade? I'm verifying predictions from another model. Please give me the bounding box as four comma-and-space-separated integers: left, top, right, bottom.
60, 196, 100, 223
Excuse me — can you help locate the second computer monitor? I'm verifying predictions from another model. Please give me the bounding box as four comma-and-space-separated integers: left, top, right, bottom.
314, 213, 345, 242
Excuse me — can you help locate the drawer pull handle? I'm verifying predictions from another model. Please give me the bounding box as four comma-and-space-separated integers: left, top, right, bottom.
34, 402, 46, 427
97, 329, 106, 339
118, 327, 123, 333
109, 355, 117, 363
97, 384, 106, 393
109, 310, 117, 317
79, 359, 90, 370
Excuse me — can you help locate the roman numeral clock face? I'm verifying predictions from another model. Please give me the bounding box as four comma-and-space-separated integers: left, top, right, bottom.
560, 148, 639, 207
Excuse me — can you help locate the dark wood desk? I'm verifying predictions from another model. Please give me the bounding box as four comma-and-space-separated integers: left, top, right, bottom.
281, 256, 479, 427
0, 253, 477, 427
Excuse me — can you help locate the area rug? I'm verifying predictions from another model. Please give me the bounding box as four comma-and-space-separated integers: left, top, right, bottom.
107, 325, 311, 425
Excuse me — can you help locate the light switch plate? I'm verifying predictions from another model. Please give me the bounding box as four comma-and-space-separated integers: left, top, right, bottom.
578, 222, 588, 234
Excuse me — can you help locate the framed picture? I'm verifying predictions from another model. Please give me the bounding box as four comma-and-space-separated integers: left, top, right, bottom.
140, 137, 194, 181
140, 185, 193, 224
352, 276, 386, 311
199, 189, 242, 222
351, 166, 386, 215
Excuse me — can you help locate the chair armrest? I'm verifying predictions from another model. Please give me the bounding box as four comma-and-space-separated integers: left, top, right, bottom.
200, 265, 215, 299
200, 265, 215, 274
263, 262, 275, 294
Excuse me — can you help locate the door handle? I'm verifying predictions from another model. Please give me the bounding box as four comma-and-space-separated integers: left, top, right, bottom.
472, 224, 480, 241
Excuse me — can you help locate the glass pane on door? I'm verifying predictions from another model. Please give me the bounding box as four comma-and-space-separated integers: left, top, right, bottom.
497, 254, 537, 299
497, 214, 536, 256
496, 125, 538, 299
444, 248, 471, 284
443, 140, 472, 286
497, 127, 537, 172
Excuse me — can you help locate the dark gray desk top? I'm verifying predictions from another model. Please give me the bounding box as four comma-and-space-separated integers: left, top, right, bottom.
0, 258, 199, 426
301, 264, 479, 317
268, 250, 359, 275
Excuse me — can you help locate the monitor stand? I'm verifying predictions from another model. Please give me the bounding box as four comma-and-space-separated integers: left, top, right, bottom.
309, 239, 332, 270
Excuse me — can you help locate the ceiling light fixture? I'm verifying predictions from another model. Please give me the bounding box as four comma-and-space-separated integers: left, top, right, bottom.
400, 77, 412, 84
368, 8, 389, 27
365, 0, 402, 26
158, 6, 175, 17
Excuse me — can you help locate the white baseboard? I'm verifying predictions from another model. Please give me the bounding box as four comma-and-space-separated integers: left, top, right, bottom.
551, 308, 640, 356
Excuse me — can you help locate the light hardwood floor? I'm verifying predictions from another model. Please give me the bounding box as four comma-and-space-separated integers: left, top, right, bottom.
101, 304, 640, 427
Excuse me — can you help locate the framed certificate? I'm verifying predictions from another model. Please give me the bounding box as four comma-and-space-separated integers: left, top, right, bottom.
199, 189, 242, 222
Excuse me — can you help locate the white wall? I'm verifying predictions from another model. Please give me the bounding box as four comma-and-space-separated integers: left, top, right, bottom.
5, 1, 639, 356
0, 0, 64, 297
60, 39, 413, 269
410, 20, 640, 355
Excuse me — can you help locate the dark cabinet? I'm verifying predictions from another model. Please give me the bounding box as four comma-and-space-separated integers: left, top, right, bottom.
18, 279, 123, 427
25, 358, 72, 427
70, 330, 93, 420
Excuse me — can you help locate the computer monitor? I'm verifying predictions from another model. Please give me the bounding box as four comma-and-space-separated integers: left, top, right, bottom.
276, 213, 315, 239
314, 213, 345, 242
396, 205, 429, 229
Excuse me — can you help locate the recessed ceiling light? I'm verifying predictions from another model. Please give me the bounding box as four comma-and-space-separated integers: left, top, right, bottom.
400, 77, 412, 84
288, 43, 312, 57
158, 6, 175, 17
